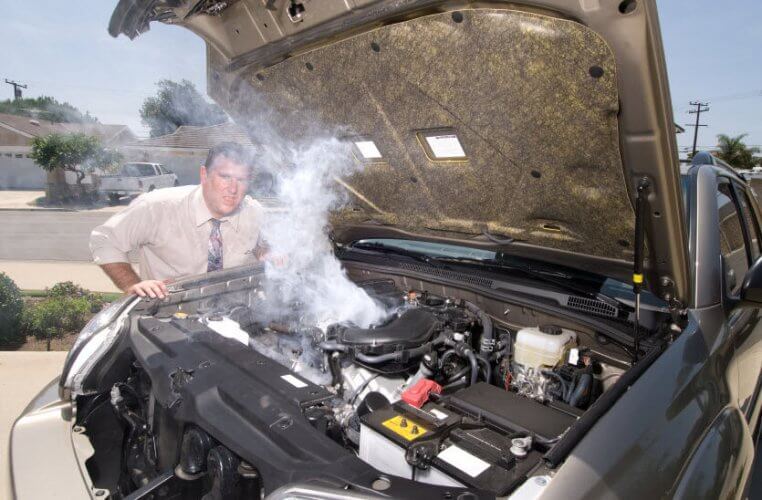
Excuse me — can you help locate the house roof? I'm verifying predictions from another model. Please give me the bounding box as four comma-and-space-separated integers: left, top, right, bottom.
127, 122, 253, 150
0, 112, 136, 145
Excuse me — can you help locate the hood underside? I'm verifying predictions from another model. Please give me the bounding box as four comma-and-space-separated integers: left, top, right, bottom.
239, 9, 634, 261
110, 0, 689, 304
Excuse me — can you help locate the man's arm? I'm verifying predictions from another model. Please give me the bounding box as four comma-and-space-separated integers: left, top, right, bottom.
91, 200, 169, 298
100, 262, 168, 298
100, 262, 140, 290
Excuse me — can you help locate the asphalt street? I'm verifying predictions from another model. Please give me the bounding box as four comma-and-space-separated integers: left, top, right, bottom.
0, 210, 112, 261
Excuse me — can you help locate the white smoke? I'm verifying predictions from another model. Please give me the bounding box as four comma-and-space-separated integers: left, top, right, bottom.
256, 136, 388, 329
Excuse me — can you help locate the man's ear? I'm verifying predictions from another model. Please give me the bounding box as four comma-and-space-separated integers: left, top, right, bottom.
199, 165, 208, 183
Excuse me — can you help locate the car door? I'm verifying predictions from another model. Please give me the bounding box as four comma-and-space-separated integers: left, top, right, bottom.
140, 164, 160, 190
150, 164, 162, 188
726, 178, 762, 428
156, 164, 173, 188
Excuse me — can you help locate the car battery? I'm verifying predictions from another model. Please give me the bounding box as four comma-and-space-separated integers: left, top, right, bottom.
359, 400, 542, 495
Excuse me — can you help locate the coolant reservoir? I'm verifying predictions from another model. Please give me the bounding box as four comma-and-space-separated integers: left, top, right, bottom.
514, 325, 577, 369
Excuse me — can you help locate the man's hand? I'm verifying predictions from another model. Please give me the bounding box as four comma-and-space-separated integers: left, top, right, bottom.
126, 280, 168, 299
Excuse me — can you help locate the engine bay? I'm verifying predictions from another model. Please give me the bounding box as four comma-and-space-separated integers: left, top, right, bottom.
76, 273, 632, 499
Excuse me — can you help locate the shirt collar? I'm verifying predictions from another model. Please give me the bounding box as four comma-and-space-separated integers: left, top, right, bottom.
191, 186, 242, 231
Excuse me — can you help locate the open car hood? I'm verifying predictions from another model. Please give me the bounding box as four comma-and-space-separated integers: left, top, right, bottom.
110, 0, 688, 305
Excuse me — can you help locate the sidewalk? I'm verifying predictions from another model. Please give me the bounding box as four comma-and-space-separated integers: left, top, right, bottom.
0, 190, 124, 213
0, 191, 53, 210
0, 260, 124, 293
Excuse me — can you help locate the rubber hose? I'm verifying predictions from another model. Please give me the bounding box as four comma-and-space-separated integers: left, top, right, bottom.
443, 377, 469, 391
446, 366, 471, 383
569, 373, 593, 408
564, 379, 575, 403
329, 353, 342, 386
477, 355, 492, 384
354, 341, 432, 364
465, 349, 479, 386
440, 349, 459, 366
465, 301, 494, 355
318, 341, 348, 352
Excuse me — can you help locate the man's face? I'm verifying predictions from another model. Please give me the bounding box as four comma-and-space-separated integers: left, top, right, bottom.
200, 156, 251, 218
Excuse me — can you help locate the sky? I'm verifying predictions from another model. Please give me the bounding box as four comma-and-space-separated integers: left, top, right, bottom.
1, 1, 760, 149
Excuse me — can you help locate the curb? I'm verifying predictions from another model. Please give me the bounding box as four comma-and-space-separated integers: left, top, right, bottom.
0, 207, 77, 212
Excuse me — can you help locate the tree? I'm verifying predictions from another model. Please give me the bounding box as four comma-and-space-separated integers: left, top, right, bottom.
31, 133, 122, 201
0, 96, 98, 123
140, 79, 227, 137
715, 134, 761, 170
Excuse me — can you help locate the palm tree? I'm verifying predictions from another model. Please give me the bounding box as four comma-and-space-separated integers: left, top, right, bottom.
715, 134, 761, 169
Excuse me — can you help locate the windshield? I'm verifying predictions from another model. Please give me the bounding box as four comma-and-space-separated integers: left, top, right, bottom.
355, 238, 497, 260
122, 164, 155, 176
352, 238, 666, 308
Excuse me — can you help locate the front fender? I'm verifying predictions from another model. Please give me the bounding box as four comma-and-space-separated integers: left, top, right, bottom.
672, 406, 754, 500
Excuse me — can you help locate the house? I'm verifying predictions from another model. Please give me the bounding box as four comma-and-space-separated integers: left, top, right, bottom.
0, 112, 136, 189
119, 122, 253, 185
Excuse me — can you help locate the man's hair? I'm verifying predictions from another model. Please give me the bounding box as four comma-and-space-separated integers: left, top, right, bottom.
204, 142, 254, 174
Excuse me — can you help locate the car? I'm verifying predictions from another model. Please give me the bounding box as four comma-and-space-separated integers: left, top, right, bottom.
691, 151, 736, 170
9, 1, 762, 499
98, 162, 179, 204
693, 150, 762, 205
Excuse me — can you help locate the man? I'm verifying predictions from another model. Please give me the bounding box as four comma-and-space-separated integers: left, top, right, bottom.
90, 142, 264, 299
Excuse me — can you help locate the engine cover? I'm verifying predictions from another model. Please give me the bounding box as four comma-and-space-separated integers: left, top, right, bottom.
334, 308, 438, 349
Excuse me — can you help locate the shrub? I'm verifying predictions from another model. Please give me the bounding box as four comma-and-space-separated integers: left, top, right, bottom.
21, 281, 104, 341
0, 273, 24, 346
21, 296, 92, 340
47, 280, 104, 313
48, 281, 88, 298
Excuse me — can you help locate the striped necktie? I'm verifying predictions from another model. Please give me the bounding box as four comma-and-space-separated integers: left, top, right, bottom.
207, 219, 223, 272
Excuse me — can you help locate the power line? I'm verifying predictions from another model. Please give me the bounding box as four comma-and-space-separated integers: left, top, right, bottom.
686, 101, 709, 156
0, 76, 156, 96
706, 89, 762, 103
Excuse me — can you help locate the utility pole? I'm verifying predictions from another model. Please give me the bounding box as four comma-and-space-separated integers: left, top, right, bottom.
686, 101, 709, 156
4, 79, 27, 100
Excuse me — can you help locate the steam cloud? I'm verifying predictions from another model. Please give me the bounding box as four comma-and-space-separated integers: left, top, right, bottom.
254, 136, 388, 329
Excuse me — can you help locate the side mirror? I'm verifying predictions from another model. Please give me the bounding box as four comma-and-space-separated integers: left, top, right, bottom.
738, 257, 762, 308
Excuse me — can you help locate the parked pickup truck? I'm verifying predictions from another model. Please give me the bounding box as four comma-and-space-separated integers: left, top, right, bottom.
99, 162, 179, 203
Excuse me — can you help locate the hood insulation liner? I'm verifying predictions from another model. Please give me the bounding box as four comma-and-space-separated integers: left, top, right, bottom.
231, 8, 634, 261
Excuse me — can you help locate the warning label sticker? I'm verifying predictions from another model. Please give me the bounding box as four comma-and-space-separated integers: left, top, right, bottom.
381, 415, 428, 441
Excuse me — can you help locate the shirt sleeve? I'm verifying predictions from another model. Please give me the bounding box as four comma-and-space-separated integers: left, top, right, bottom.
90, 199, 156, 265
248, 199, 269, 258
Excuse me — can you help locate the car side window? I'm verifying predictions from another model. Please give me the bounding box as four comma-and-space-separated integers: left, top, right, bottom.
733, 183, 762, 260
717, 182, 750, 296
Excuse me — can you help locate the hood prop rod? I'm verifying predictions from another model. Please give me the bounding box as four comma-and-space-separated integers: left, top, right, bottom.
632, 177, 651, 364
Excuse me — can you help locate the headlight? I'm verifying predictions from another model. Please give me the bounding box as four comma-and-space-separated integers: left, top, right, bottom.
60, 295, 138, 398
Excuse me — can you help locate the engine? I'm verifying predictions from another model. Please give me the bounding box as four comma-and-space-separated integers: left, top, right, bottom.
216, 281, 603, 417
83, 279, 625, 498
